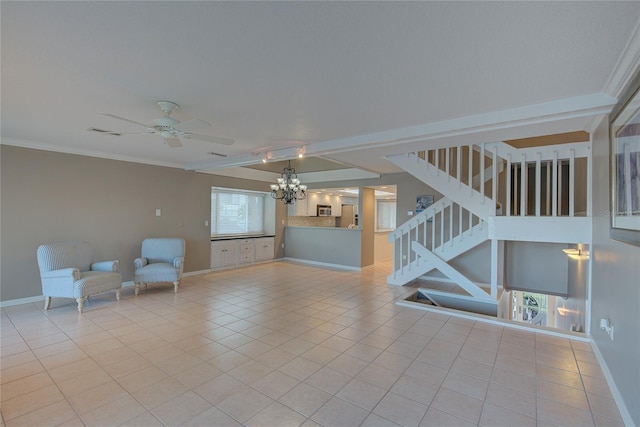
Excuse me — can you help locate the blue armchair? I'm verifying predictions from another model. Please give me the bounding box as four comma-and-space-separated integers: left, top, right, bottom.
37, 242, 122, 313
134, 238, 185, 295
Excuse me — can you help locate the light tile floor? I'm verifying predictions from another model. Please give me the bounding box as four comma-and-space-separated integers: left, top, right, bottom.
1, 261, 624, 426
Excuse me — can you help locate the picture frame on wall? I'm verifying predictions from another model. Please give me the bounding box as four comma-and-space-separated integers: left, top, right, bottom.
609, 70, 640, 246
416, 195, 434, 213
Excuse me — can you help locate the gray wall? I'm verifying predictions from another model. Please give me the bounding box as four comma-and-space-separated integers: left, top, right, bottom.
505, 241, 569, 295
590, 118, 640, 425
0, 146, 287, 301
284, 227, 362, 268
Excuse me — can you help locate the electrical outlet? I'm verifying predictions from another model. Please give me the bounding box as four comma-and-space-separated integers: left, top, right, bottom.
600, 318, 614, 341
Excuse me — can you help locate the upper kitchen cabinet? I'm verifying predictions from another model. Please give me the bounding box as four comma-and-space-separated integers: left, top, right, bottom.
331, 195, 342, 217
288, 197, 309, 216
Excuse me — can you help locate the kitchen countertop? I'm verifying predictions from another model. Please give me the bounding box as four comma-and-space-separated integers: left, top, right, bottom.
211, 235, 275, 241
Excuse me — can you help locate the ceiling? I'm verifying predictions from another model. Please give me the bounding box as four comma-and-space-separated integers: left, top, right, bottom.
2, 2, 640, 182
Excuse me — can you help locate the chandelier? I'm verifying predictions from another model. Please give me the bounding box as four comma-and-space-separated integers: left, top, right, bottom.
270, 160, 307, 204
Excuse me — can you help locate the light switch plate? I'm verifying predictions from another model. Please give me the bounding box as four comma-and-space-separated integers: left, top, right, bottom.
155, 209, 161, 217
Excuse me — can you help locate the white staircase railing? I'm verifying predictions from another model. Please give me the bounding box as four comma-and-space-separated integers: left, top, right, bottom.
399, 140, 591, 219
387, 197, 489, 290
386, 139, 592, 289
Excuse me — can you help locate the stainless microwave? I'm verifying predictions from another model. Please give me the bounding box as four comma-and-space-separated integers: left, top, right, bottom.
317, 205, 332, 216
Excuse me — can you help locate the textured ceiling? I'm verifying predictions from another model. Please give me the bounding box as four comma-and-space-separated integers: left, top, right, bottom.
2, 1, 640, 179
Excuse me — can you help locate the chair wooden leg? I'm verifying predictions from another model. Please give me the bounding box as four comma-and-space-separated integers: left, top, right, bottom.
135, 283, 140, 296
44, 296, 51, 310
116, 288, 121, 301
173, 281, 179, 293
76, 297, 85, 314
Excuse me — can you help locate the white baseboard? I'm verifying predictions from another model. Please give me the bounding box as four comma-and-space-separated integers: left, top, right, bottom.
0, 273, 208, 308
590, 338, 635, 427
183, 269, 212, 277
280, 257, 361, 271
0, 295, 44, 308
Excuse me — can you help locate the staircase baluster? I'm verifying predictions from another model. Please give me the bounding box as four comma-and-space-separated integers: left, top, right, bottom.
457, 146, 462, 188
546, 160, 551, 216
587, 144, 592, 217
480, 144, 485, 202
450, 203, 454, 246
431, 211, 436, 251
440, 204, 445, 253
553, 151, 558, 216
423, 214, 427, 250
446, 147, 450, 181
569, 149, 575, 217
492, 147, 498, 212
521, 154, 526, 216
559, 159, 564, 215
507, 154, 512, 216
513, 163, 518, 215
459, 204, 464, 242
536, 152, 541, 217
469, 144, 474, 196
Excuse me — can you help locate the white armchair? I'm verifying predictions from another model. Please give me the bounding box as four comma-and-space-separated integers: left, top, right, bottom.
134, 238, 185, 295
37, 242, 122, 313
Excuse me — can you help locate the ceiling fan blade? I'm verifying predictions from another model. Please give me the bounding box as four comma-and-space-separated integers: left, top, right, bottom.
164, 137, 183, 148
173, 118, 211, 132
99, 113, 149, 128
187, 133, 235, 146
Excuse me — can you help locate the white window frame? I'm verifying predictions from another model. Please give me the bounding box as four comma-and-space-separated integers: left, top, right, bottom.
211, 187, 267, 238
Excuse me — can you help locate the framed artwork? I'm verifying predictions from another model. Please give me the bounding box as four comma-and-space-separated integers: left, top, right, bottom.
416, 195, 434, 213
609, 71, 640, 246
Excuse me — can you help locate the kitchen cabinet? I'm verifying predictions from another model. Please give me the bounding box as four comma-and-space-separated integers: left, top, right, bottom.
288, 197, 310, 216
254, 237, 275, 262
211, 241, 238, 269
238, 239, 253, 265
211, 237, 275, 270
296, 198, 309, 216
331, 196, 342, 217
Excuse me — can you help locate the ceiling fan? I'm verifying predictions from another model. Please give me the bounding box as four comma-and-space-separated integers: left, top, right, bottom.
97, 101, 234, 148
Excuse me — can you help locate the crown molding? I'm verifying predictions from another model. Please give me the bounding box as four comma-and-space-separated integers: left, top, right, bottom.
186, 93, 615, 172
602, 17, 640, 99
1, 137, 185, 169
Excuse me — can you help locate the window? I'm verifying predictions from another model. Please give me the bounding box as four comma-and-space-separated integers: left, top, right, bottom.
376, 199, 396, 231
211, 187, 265, 237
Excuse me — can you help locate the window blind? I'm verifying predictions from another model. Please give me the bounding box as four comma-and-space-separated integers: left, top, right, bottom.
211, 188, 265, 237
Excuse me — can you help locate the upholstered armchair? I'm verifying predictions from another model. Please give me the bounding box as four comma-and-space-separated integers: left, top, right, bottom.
134, 238, 185, 295
37, 242, 122, 313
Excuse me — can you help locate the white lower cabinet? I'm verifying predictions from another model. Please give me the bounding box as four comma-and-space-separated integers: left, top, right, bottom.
211, 237, 274, 270
254, 237, 275, 262
238, 239, 253, 265
210, 241, 238, 269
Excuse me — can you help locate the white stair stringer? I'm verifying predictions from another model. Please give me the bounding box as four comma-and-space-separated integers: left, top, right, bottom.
387, 221, 488, 286
411, 242, 493, 300
387, 152, 495, 219
387, 195, 489, 286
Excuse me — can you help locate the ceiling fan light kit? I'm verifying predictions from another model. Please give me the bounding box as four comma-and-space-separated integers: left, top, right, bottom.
96, 100, 234, 148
